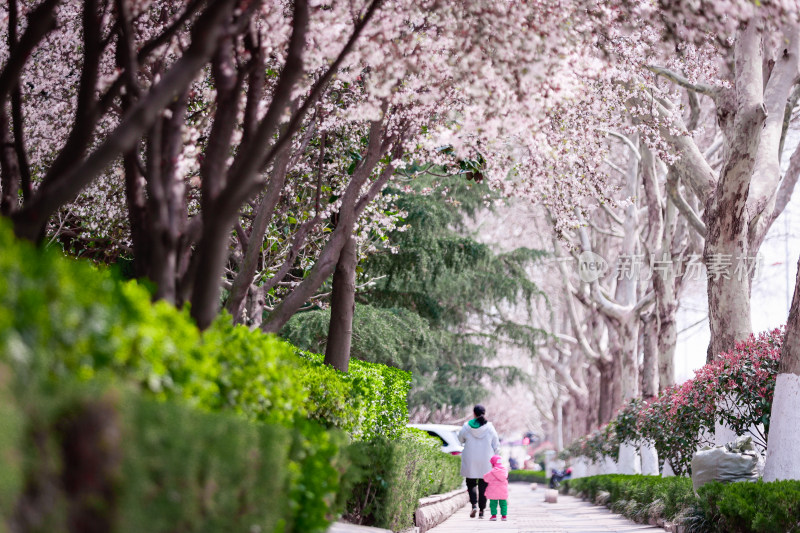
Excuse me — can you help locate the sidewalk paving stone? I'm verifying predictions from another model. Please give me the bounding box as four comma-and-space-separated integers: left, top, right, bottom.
426, 482, 667, 533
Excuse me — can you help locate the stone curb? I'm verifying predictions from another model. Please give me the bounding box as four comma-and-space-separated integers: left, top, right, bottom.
414, 487, 469, 533
327, 522, 393, 533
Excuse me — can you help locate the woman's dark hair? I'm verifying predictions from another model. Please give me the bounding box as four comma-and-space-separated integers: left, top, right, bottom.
473, 404, 487, 426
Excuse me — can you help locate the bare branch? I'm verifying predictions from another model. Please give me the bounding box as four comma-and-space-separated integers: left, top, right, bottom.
633, 290, 656, 316
780, 83, 800, 157
589, 220, 624, 238
599, 129, 641, 160
770, 141, 800, 227
647, 65, 720, 97
601, 202, 625, 226
666, 172, 707, 237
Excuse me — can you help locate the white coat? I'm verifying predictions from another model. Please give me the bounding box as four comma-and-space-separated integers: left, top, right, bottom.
458, 421, 500, 479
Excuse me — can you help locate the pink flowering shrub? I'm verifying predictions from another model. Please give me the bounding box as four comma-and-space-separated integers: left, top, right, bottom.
692, 328, 782, 449
564, 329, 783, 476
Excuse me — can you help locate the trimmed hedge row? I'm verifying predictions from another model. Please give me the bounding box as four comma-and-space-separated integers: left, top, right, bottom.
296, 350, 410, 440
0, 220, 415, 532
508, 469, 547, 483
695, 480, 800, 533
345, 430, 463, 531
1, 375, 351, 533
565, 474, 800, 533
0, 221, 410, 440
564, 474, 695, 524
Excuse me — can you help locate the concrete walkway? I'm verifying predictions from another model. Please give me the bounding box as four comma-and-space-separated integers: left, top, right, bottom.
427, 482, 667, 533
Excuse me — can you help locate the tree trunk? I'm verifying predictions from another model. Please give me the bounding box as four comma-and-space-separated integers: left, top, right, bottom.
617, 319, 639, 401
655, 194, 680, 389
641, 313, 659, 398
226, 149, 292, 323
597, 359, 618, 424
144, 96, 187, 304
763, 255, 800, 480
705, 250, 753, 361
190, 209, 235, 329
324, 234, 357, 372
616, 137, 640, 401
0, 111, 21, 215
654, 276, 678, 390
554, 396, 564, 451
704, 25, 766, 361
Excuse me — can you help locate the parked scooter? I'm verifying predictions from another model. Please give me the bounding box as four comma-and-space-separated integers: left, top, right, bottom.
549, 467, 572, 489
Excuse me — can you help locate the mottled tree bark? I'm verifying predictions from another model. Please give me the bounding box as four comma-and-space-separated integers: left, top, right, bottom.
641, 313, 659, 398
615, 137, 641, 401
597, 359, 619, 424
780, 256, 800, 376
648, 25, 799, 362
704, 24, 767, 361
654, 187, 682, 389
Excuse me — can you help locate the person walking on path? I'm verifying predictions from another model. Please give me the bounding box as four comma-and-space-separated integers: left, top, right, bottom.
458, 404, 499, 519
483, 455, 509, 521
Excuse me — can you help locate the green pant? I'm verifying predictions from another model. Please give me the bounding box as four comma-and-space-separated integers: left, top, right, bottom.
489, 499, 508, 516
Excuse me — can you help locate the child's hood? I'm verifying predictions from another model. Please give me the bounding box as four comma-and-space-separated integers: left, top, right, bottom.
490, 465, 508, 480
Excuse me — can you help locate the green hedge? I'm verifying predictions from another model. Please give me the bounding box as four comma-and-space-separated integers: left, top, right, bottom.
694, 480, 800, 533
0, 220, 412, 531
0, 220, 409, 440
296, 350, 410, 440
565, 474, 800, 533
0, 376, 352, 533
565, 474, 695, 524
508, 469, 547, 483
345, 430, 463, 531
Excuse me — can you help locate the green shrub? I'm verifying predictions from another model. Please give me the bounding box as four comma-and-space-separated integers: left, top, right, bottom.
0, 378, 349, 533
0, 366, 23, 533
0, 220, 409, 441
566, 474, 800, 533
0, 220, 411, 531
694, 480, 800, 533
565, 475, 695, 524
508, 469, 547, 483
296, 350, 411, 440
345, 430, 462, 531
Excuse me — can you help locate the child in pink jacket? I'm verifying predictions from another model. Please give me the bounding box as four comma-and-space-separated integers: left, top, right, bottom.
482, 455, 509, 521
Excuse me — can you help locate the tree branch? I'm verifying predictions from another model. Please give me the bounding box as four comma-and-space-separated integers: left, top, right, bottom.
666, 171, 707, 237
0, 0, 60, 101
647, 65, 720, 97
780, 83, 800, 157
599, 129, 641, 160
218, 0, 385, 220
12, 0, 238, 241
770, 140, 800, 228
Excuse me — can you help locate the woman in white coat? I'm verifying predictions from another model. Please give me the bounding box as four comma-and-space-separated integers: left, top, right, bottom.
458, 404, 499, 518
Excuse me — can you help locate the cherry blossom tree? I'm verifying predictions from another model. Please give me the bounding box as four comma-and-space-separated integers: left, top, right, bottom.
7, 2, 800, 476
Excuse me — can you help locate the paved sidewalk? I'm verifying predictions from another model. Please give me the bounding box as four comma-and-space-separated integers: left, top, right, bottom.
427, 482, 666, 533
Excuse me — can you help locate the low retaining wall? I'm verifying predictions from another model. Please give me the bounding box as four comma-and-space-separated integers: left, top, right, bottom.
414, 486, 469, 533
328, 522, 393, 533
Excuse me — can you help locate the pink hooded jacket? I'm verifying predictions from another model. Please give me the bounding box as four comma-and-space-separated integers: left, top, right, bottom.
482, 455, 509, 500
